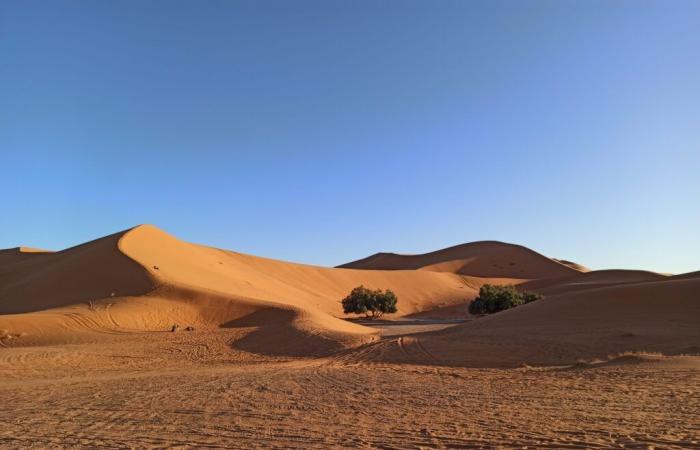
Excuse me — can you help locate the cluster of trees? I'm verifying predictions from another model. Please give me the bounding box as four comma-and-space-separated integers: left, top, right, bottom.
340, 283, 539, 319
468, 284, 542, 315
341, 285, 398, 319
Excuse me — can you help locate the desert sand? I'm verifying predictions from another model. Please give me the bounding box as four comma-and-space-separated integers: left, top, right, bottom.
0, 225, 698, 448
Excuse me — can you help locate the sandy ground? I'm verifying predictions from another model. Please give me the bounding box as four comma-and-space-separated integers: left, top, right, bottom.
1, 326, 698, 449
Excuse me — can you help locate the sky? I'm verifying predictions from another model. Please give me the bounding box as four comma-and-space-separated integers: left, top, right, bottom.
1, 0, 698, 274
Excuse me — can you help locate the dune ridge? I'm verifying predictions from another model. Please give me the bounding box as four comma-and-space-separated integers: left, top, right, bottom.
552, 258, 590, 272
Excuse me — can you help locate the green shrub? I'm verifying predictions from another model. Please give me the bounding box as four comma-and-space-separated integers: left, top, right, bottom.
520, 290, 543, 304
342, 285, 398, 319
468, 284, 542, 315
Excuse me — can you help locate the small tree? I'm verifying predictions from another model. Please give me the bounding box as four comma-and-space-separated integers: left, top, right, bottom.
342, 285, 398, 319
469, 284, 542, 315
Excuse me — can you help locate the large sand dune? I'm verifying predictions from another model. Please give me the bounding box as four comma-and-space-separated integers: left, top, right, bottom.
389, 276, 700, 367
1, 225, 697, 365
1, 225, 484, 353
119, 225, 475, 318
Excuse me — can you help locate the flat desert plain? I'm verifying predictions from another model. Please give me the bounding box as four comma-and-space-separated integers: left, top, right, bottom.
1, 225, 698, 448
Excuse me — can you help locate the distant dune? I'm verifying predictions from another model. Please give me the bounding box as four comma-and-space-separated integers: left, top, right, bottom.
519, 269, 668, 296
338, 241, 584, 279
669, 270, 700, 281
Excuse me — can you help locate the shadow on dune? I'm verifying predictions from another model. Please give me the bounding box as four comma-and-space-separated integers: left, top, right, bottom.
370, 276, 700, 368
223, 308, 357, 358
0, 228, 155, 314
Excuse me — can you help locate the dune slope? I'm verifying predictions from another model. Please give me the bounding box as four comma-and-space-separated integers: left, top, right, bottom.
519, 269, 668, 296
0, 230, 155, 314
408, 277, 700, 367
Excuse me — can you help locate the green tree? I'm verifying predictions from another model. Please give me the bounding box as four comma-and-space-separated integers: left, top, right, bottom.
342, 285, 398, 319
469, 284, 542, 315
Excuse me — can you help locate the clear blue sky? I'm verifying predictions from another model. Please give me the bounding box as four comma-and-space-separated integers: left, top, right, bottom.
1, 1, 698, 274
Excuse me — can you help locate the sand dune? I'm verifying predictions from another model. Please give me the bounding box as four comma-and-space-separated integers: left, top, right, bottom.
1, 225, 696, 366
399, 276, 700, 367
0, 225, 481, 353
339, 240, 583, 279
518, 268, 668, 295
119, 225, 474, 318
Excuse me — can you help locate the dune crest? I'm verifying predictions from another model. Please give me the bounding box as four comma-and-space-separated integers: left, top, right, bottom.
552, 258, 590, 272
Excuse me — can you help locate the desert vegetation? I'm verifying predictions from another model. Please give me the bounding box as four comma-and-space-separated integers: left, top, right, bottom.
468, 284, 542, 315
341, 285, 398, 319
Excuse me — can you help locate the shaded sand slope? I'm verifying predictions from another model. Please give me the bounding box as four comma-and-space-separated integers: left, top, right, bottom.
0, 231, 154, 314
339, 241, 582, 279
0, 246, 52, 265
669, 270, 700, 281
519, 269, 667, 296
406, 277, 700, 367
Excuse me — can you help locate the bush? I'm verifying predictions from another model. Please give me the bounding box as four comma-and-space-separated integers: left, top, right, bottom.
468, 284, 542, 315
342, 285, 398, 319
520, 290, 542, 304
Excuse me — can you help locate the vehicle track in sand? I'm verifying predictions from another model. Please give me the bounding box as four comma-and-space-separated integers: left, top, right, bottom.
1, 328, 699, 449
